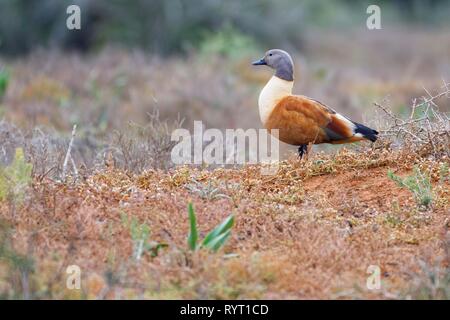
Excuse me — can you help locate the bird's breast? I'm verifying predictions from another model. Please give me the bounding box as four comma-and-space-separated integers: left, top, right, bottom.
258, 76, 293, 125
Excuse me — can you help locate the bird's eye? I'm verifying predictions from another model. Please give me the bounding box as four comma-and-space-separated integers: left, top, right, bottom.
269, 53, 273, 56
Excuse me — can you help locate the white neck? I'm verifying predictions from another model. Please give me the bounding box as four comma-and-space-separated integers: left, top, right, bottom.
258, 76, 293, 124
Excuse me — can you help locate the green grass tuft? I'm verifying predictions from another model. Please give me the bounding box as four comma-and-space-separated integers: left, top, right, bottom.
121, 213, 167, 261
187, 202, 234, 252
387, 166, 433, 208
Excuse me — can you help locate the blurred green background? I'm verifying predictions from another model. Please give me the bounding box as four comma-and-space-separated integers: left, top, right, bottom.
1, 0, 450, 55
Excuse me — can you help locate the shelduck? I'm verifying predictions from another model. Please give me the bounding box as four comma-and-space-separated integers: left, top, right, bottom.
252, 49, 378, 157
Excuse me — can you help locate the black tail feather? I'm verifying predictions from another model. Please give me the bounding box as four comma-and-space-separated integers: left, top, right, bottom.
354, 122, 378, 142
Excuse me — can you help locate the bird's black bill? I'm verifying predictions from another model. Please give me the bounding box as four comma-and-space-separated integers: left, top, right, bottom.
252, 58, 266, 66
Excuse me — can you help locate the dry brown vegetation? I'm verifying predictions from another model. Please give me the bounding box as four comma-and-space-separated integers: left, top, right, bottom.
0, 30, 449, 299
0, 145, 448, 299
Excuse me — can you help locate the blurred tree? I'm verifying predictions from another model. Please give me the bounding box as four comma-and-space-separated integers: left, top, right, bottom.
0, 0, 449, 56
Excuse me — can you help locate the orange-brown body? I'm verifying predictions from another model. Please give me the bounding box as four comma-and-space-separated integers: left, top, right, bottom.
264, 95, 364, 145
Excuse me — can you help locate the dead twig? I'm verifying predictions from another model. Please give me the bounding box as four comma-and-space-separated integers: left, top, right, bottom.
62, 124, 77, 181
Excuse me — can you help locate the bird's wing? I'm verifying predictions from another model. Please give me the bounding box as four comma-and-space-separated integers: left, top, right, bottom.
280, 95, 332, 127
277, 95, 356, 142
300, 96, 338, 115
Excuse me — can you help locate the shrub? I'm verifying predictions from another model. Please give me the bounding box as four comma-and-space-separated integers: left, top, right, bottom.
121, 213, 167, 261
0, 148, 32, 204
107, 110, 183, 172
406, 259, 450, 299
387, 166, 433, 208
185, 179, 229, 201
23, 128, 67, 181
0, 220, 35, 299
439, 163, 449, 183
0, 121, 23, 166
374, 85, 450, 160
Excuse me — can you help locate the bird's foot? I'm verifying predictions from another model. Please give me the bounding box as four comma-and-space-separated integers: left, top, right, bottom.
298, 144, 308, 159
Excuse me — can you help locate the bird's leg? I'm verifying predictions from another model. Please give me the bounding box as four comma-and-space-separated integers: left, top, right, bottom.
298, 144, 308, 159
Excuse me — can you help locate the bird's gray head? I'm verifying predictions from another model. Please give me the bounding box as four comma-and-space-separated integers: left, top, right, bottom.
252, 49, 294, 81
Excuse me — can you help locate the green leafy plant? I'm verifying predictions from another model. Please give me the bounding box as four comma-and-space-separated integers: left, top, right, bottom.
187, 202, 234, 252
0, 148, 33, 204
387, 166, 433, 208
121, 213, 167, 261
0, 68, 9, 100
